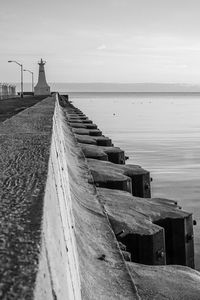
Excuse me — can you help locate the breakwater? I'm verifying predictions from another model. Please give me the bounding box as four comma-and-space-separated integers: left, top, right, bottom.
1, 93, 200, 299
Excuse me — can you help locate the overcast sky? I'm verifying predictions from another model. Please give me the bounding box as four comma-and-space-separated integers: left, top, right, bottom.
1, 0, 200, 84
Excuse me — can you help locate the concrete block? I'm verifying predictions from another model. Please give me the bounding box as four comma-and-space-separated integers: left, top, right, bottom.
88, 158, 151, 197
74, 134, 112, 146
80, 144, 125, 164
72, 128, 102, 136
68, 118, 93, 124
89, 169, 132, 193
97, 188, 195, 268
97, 188, 165, 265
69, 122, 98, 129
127, 262, 200, 299
68, 115, 88, 120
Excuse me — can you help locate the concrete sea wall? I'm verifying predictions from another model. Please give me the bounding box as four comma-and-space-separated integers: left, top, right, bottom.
1, 93, 200, 299
34, 97, 138, 299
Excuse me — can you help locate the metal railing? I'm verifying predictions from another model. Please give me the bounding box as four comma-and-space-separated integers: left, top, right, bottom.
0, 83, 16, 100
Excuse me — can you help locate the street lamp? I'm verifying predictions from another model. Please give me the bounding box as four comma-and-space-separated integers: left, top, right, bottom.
8, 60, 23, 98
24, 69, 34, 93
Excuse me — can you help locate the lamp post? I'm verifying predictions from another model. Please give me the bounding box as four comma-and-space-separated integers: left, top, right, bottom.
24, 69, 34, 93
8, 60, 23, 98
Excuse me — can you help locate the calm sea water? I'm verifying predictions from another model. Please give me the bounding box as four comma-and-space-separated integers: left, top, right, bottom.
69, 92, 200, 269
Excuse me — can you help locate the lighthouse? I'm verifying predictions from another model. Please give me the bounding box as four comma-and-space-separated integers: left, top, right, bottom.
34, 59, 51, 96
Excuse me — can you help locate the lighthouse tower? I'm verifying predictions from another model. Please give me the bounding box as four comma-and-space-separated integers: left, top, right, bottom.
34, 59, 51, 96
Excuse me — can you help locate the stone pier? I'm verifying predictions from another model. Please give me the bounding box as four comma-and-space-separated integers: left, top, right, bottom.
0, 93, 200, 299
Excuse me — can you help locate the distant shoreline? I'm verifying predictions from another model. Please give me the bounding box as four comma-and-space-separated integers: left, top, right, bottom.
14, 82, 200, 93
67, 91, 200, 94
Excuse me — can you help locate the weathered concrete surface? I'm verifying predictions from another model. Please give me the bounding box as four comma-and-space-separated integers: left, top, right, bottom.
96, 187, 166, 265
68, 119, 93, 124
96, 188, 194, 267
72, 127, 102, 136
68, 114, 88, 119
98, 195, 164, 238
69, 122, 98, 129
87, 158, 151, 197
46, 99, 139, 299
80, 144, 125, 164
148, 197, 180, 208
75, 134, 112, 146
127, 262, 200, 300
97, 188, 189, 222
